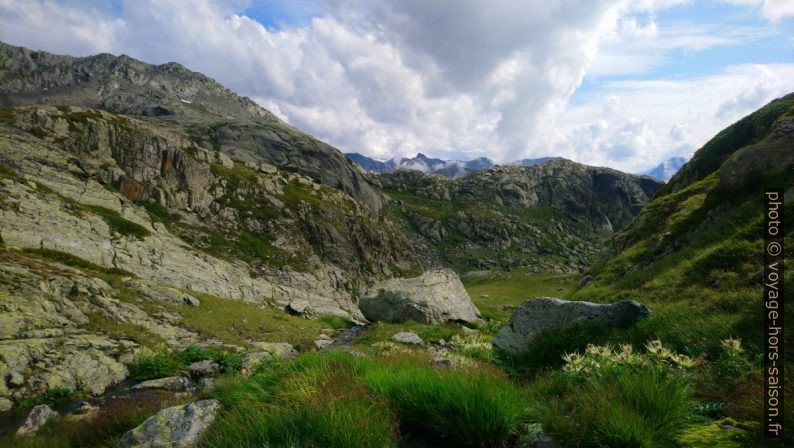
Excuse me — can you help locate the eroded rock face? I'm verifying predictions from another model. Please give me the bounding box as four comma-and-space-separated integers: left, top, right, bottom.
493, 297, 651, 355
359, 269, 481, 324
115, 399, 222, 448
0, 129, 367, 322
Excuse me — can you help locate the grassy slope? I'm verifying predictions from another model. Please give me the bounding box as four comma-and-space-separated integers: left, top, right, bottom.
553, 97, 794, 445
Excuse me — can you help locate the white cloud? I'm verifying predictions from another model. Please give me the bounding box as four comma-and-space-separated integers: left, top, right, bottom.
550, 63, 794, 172
0, 0, 791, 172
722, 0, 794, 22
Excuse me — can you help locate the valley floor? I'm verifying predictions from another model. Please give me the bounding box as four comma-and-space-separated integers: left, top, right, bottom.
0, 271, 772, 447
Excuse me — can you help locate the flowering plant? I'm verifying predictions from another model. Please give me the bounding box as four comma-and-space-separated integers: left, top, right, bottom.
562, 340, 694, 380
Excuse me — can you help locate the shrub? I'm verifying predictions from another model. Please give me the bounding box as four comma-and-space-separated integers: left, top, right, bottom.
176, 345, 243, 374
19, 388, 75, 409
131, 347, 244, 381
130, 353, 179, 380
712, 338, 753, 387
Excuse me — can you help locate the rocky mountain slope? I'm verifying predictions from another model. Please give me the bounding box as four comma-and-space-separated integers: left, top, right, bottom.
0, 41, 660, 416
0, 41, 385, 210
0, 103, 425, 410
377, 159, 663, 272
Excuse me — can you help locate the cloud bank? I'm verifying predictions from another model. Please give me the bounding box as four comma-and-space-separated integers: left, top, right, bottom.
0, 0, 792, 171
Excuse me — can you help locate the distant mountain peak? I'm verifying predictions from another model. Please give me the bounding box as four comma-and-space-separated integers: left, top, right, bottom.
640, 156, 688, 182
346, 153, 567, 178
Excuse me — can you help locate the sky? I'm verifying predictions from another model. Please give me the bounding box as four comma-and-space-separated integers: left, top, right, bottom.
0, 0, 792, 172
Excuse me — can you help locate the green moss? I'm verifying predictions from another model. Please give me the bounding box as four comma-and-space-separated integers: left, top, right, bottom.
84, 205, 150, 239
675, 420, 750, 447
22, 248, 132, 277
0, 107, 16, 126
140, 200, 180, 225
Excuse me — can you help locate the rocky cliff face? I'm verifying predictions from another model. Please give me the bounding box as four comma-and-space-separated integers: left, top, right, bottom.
0, 106, 419, 316
378, 160, 663, 272
0, 41, 385, 210
0, 103, 426, 408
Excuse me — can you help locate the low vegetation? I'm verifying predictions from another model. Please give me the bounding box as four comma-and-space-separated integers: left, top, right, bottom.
131, 346, 243, 380
203, 351, 529, 447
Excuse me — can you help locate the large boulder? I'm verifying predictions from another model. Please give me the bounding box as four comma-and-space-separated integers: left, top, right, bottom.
359, 268, 481, 324
115, 399, 222, 448
493, 297, 651, 355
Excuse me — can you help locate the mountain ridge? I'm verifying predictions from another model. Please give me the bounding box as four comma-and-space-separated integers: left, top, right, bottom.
0, 41, 387, 210
346, 152, 567, 178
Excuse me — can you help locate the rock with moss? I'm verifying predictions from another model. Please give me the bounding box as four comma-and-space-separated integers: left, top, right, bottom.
359, 268, 481, 324
493, 297, 651, 355
249, 342, 298, 360
132, 376, 190, 392
392, 332, 423, 346
514, 422, 559, 448
115, 399, 222, 448
17, 404, 58, 435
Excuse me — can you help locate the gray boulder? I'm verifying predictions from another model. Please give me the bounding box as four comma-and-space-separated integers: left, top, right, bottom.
392, 332, 424, 346
132, 376, 190, 392
187, 361, 218, 378
17, 404, 58, 435
493, 297, 651, 355
359, 268, 481, 324
115, 399, 222, 448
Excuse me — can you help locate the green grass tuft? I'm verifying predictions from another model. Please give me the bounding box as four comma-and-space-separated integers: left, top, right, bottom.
85, 205, 150, 239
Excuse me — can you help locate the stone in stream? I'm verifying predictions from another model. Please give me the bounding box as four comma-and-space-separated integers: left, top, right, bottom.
17, 404, 58, 435
493, 297, 651, 355
359, 268, 481, 324
115, 399, 222, 448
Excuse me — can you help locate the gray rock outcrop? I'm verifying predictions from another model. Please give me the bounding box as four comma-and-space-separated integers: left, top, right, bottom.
493, 297, 651, 355
391, 332, 423, 346
115, 399, 222, 448
359, 269, 481, 324
132, 376, 191, 392
17, 404, 58, 435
